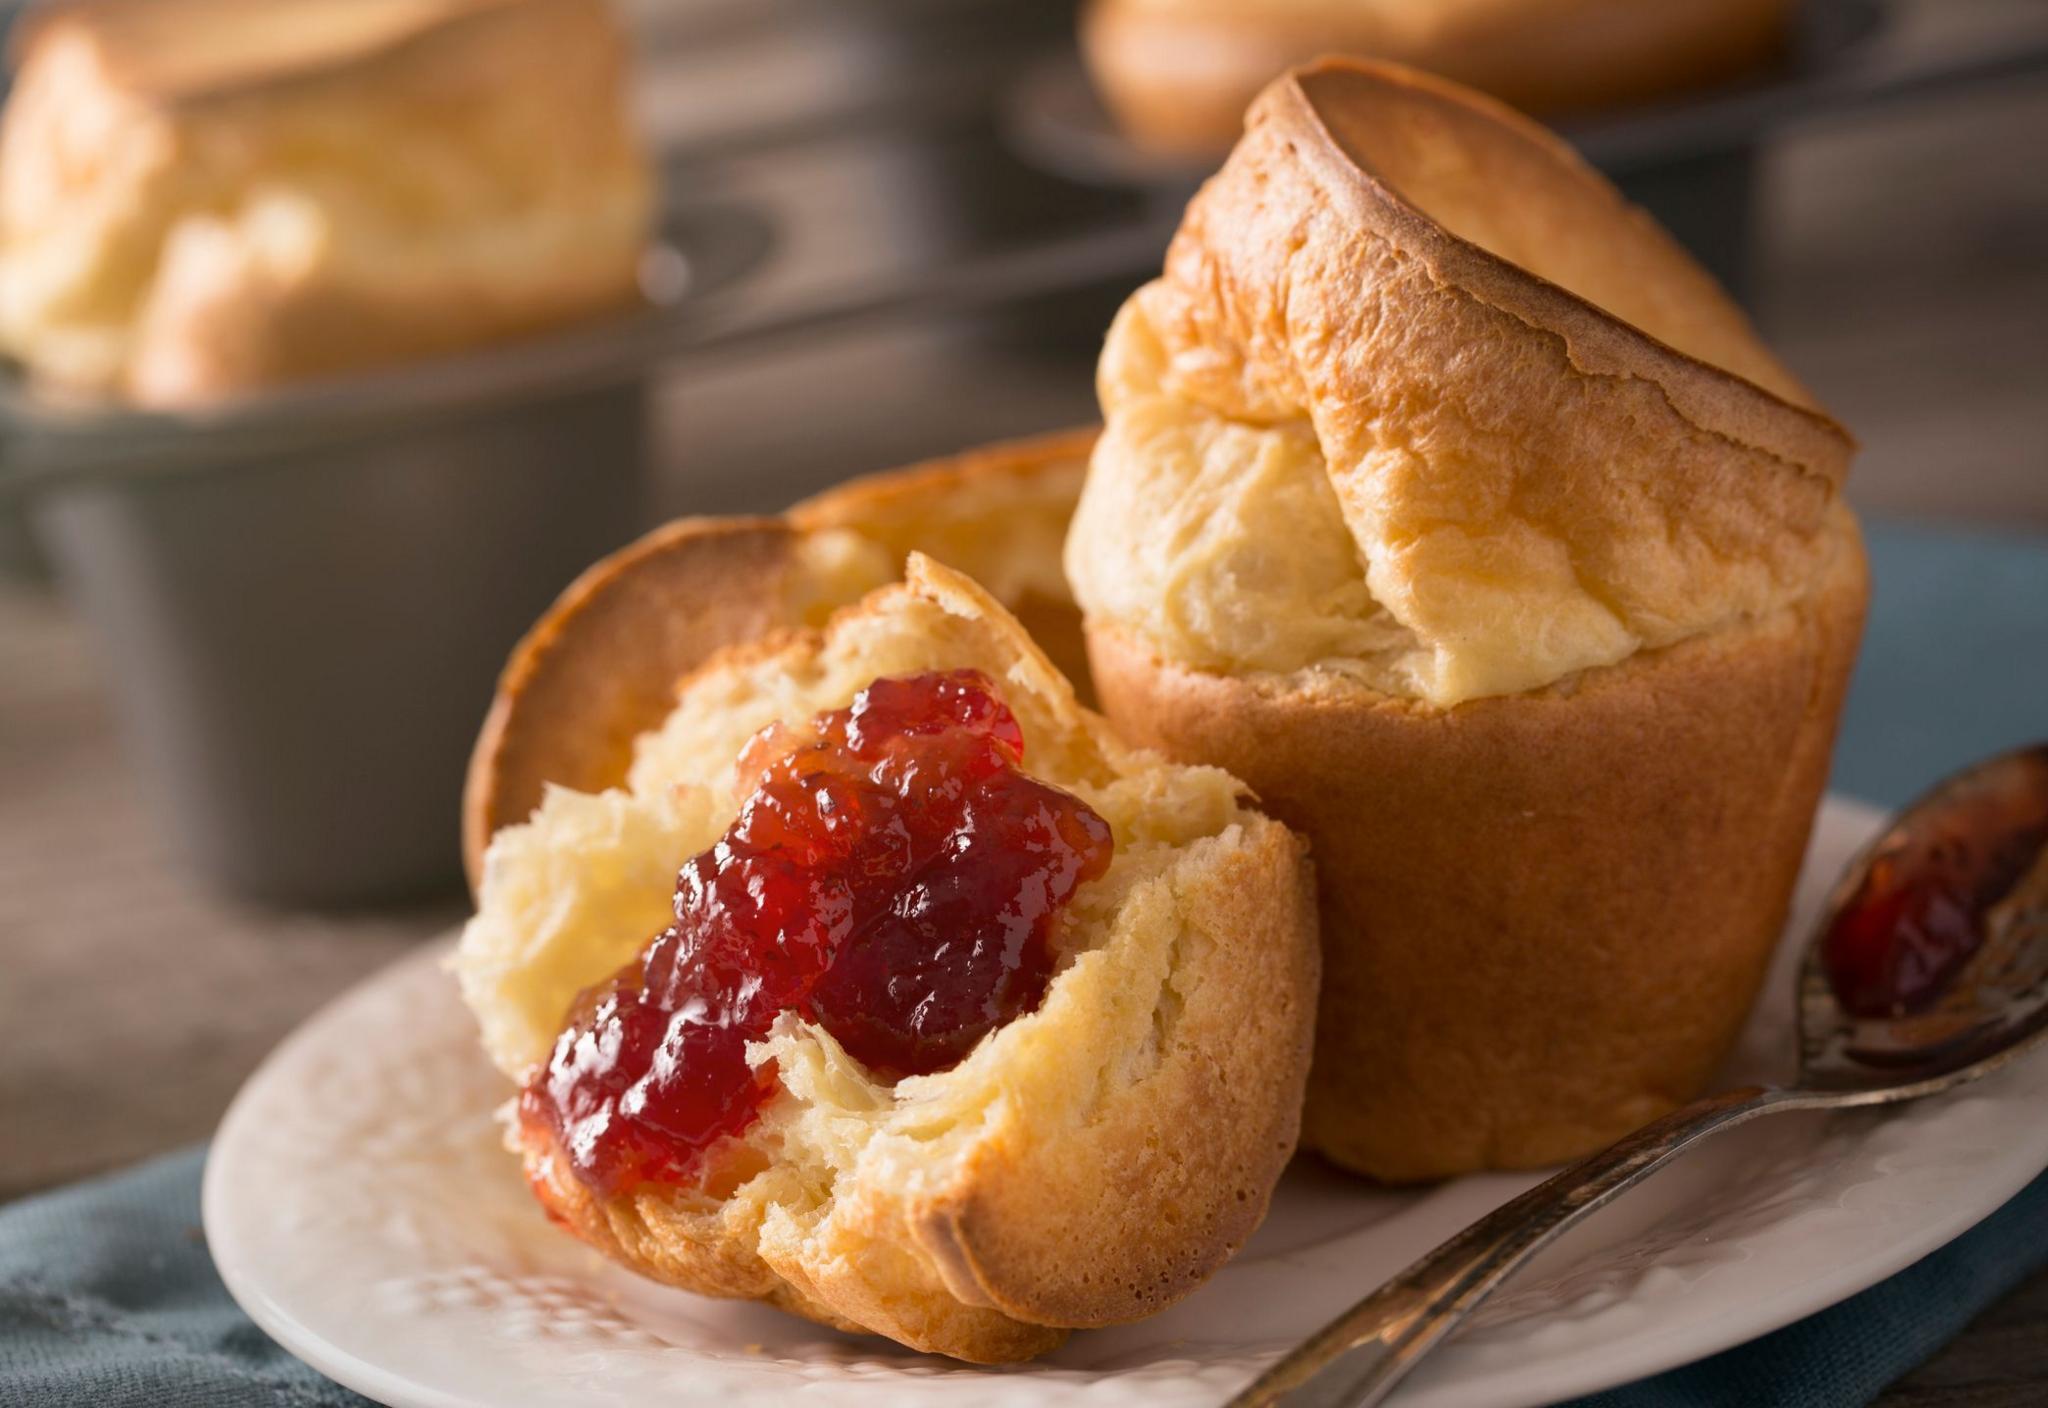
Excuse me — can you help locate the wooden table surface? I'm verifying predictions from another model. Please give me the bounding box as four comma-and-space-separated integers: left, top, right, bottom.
3, 15, 2046, 1406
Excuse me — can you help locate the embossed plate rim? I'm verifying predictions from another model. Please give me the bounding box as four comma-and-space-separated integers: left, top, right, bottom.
205, 796, 2048, 1407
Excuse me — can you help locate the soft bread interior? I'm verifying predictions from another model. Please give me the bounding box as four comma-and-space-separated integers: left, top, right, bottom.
1065, 60, 1854, 707
0, 0, 649, 401
457, 556, 1287, 1343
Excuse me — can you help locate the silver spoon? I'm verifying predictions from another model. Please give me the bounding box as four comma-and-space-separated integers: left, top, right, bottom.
1232, 743, 2048, 1408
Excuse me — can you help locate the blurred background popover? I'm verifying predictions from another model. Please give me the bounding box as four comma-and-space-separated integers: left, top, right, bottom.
0, 0, 651, 406
1082, 0, 1799, 158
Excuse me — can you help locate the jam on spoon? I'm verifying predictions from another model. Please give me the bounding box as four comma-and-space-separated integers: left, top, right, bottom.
521, 669, 1115, 1197
1823, 744, 2048, 1019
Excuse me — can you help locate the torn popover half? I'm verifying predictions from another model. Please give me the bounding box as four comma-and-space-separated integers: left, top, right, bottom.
455, 516, 1316, 1361
1066, 59, 1867, 1181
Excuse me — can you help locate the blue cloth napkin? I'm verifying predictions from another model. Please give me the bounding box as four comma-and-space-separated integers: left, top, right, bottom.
3, 518, 2045, 1408
1830, 521, 2048, 808
0, 1149, 359, 1408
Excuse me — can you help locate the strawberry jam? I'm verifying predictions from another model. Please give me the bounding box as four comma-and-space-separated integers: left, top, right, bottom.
1824, 745, 2048, 1019
521, 669, 1114, 1196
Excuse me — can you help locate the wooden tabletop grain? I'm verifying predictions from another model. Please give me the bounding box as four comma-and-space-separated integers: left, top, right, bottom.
2, 16, 2045, 1406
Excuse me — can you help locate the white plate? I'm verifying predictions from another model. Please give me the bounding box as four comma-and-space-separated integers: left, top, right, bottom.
206, 796, 2048, 1408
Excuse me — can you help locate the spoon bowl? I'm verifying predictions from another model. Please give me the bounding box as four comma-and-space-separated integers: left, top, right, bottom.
1799, 744, 2048, 1097
1235, 742, 2048, 1408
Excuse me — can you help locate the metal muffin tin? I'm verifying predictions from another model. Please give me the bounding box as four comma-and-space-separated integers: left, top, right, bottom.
0, 205, 772, 905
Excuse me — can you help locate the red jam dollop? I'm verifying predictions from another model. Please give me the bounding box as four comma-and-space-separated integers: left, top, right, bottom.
1824, 745, 2048, 1019
521, 669, 1115, 1196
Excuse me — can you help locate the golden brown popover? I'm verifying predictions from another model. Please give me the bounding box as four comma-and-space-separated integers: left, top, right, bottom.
1065, 60, 1866, 1180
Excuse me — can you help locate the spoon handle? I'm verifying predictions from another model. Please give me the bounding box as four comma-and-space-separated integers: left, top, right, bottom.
1229, 1084, 1792, 1408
